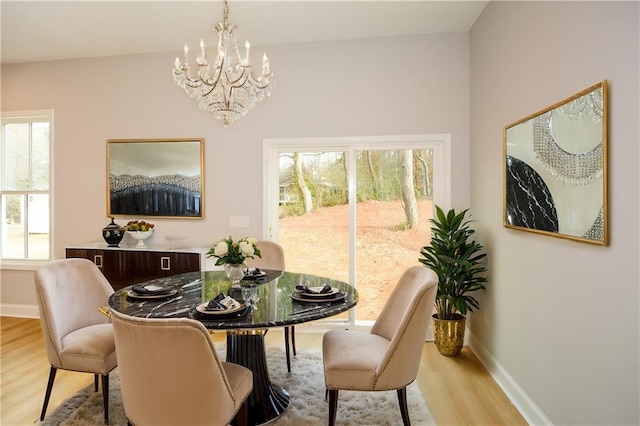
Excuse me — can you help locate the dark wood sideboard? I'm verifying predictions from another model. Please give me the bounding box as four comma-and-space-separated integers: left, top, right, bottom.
66, 244, 204, 291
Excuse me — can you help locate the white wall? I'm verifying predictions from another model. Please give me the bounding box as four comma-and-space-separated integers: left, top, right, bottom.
0, 32, 471, 305
470, 2, 639, 425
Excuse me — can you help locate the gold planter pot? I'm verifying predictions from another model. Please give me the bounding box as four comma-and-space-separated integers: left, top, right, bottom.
432, 313, 466, 356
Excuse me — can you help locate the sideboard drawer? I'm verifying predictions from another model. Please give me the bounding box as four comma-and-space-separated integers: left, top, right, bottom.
127, 251, 201, 283
66, 247, 201, 291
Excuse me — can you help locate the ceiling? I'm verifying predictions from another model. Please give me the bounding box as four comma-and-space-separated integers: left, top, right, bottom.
1, 1, 488, 65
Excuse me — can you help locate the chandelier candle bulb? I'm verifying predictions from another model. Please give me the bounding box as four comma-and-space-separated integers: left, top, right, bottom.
245, 40, 250, 64
234, 44, 242, 64
200, 39, 205, 59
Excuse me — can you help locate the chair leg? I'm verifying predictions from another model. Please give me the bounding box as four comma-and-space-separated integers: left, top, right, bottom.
102, 374, 110, 425
39, 366, 58, 421
327, 389, 339, 426
94, 374, 99, 392
284, 326, 292, 373
291, 325, 296, 355
397, 387, 410, 426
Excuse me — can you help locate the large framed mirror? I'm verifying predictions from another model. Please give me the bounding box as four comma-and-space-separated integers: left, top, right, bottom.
107, 138, 204, 218
503, 81, 608, 245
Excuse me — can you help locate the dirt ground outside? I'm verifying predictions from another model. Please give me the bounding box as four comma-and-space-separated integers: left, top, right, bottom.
279, 199, 433, 321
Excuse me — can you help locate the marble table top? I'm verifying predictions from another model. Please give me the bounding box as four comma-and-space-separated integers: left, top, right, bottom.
108, 270, 358, 329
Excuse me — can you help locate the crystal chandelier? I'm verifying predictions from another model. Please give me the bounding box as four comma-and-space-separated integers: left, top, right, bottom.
172, 0, 273, 127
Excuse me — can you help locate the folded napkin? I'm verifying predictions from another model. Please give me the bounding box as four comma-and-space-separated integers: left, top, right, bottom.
244, 267, 263, 277
132, 283, 172, 295
205, 293, 239, 311
295, 283, 333, 294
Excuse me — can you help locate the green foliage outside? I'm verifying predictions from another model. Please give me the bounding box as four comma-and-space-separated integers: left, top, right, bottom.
279, 149, 433, 218
2, 121, 50, 224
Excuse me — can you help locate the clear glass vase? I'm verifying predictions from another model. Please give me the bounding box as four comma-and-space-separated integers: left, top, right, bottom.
224, 263, 246, 286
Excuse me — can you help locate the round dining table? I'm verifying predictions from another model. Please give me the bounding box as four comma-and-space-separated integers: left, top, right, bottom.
108, 270, 358, 426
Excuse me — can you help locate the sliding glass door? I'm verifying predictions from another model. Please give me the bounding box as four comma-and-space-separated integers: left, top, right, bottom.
277, 151, 350, 323
264, 135, 450, 325
353, 149, 434, 321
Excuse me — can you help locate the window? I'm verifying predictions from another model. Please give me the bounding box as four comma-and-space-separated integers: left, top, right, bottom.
265, 134, 451, 325
1, 110, 53, 262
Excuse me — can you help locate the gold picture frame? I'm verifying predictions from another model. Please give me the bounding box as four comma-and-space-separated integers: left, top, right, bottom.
107, 138, 204, 218
503, 81, 608, 245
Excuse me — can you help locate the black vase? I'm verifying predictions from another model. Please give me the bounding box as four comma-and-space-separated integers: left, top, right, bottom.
102, 217, 125, 247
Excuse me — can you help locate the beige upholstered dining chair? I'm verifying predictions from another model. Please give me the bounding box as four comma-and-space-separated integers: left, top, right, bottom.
34, 258, 117, 424
244, 240, 296, 372
110, 308, 253, 426
322, 266, 438, 426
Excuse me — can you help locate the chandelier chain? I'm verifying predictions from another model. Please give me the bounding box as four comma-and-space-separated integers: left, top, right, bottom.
223, 0, 229, 28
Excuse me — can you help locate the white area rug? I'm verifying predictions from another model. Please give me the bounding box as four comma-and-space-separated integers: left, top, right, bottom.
42, 346, 434, 426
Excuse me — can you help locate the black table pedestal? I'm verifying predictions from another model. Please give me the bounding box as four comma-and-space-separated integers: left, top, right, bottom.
226, 330, 290, 425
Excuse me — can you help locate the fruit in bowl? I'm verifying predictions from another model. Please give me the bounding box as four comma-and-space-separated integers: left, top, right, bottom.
126, 220, 155, 232
125, 220, 155, 247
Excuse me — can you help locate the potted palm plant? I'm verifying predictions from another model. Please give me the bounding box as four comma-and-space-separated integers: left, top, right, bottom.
419, 206, 488, 356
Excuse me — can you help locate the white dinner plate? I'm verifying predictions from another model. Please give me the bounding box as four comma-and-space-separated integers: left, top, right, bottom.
132, 283, 174, 295
291, 291, 345, 303
195, 301, 246, 315
126, 289, 178, 300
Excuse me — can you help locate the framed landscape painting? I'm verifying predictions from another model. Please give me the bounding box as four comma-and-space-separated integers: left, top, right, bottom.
107, 138, 204, 218
503, 81, 608, 245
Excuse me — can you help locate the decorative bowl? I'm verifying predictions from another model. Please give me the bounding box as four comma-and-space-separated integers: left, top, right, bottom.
126, 230, 153, 247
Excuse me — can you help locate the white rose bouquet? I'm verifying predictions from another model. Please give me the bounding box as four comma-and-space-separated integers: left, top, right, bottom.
206, 236, 261, 266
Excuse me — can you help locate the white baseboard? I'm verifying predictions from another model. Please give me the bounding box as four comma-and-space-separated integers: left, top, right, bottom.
468, 332, 552, 426
1, 303, 40, 319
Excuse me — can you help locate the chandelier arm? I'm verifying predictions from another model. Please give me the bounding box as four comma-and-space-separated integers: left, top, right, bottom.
200, 84, 216, 98
182, 77, 204, 89
198, 61, 225, 95
226, 69, 250, 88
246, 74, 271, 90
226, 86, 233, 108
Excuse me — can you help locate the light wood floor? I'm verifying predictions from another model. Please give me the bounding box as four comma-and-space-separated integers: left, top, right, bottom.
1, 316, 527, 425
